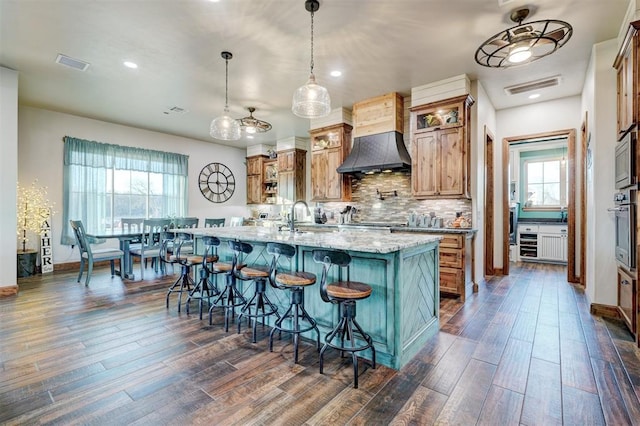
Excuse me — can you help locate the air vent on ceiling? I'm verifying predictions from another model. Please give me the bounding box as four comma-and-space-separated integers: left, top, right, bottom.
504, 75, 562, 95
55, 54, 90, 71
163, 106, 189, 115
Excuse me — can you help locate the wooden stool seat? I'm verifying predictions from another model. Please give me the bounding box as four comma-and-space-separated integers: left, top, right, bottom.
275, 271, 316, 287
239, 265, 270, 279
171, 254, 218, 264
213, 262, 233, 272
326, 281, 372, 300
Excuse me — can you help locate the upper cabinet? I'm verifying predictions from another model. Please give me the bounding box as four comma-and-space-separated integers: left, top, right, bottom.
410, 94, 474, 199
277, 148, 306, 204
310, 123, 352, 202
246, 155, 265, 204
614, 21, 640, 138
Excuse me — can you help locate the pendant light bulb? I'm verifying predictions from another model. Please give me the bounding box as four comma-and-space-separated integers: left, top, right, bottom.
292, 0, 331, 119
210, 51, 241, 141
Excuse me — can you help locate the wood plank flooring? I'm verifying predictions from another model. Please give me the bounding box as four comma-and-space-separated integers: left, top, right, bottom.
1, 262, 639, 425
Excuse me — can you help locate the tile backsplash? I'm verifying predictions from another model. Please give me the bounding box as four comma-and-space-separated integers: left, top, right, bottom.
319, 171, 472, 226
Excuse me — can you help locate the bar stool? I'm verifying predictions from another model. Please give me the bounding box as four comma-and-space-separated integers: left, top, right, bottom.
186, 236, 221, 320
312, 249, 376, 389
231, 241, 280, 343
266, 242, 320, 364
208, 240, 247, 332
163, 233, 203, 313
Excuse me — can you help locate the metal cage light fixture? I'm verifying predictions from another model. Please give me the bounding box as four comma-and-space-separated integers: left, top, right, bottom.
292, 0, 331, 118
475, 7, 573, 69
210, 51, 241, 141
238, 107, 272, 134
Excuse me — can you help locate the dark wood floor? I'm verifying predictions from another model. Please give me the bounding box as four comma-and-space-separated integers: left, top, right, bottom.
1, 262, 639, 425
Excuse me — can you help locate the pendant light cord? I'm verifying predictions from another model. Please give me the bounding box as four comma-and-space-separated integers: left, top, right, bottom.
224, 57, 229, 111
310, 9, 315, 76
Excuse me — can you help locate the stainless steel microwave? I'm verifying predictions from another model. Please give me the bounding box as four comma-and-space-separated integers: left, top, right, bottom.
615, 131, 636, 189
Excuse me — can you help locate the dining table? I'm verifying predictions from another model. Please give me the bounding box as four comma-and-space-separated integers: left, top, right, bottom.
85, 230, 144, 280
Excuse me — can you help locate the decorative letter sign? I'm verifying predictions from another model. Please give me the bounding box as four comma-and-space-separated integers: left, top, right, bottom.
40, 208, 53, 274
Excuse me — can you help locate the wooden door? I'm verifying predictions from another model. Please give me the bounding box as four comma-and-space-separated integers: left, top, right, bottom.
438, 127, 465, 196
278, 151, 295, 171
246, 156, 262, 175
412, 132, 438, 197
311, 150, 327, 201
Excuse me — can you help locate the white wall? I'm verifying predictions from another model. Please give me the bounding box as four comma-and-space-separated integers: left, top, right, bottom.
18, 106, 248, 265
494, 96, 582, 268
581, 40, 621, 306
0, 67, 19, 289
471, 80, 497, 281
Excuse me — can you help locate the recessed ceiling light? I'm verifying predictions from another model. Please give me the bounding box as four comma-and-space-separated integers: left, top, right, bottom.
528, 93, 541, 99
123, 61, 138, 69
246, 135, 254, 139
208, 0, 220, 2
330, 70, 342, 77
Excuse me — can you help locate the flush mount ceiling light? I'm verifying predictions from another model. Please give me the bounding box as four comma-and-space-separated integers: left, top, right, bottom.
210, 51, 241, 141
238, 107, 272, 134
292, 0, 331, 118
475, 7, 573, 68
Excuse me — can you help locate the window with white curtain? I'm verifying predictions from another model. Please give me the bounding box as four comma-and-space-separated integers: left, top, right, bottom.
61, 136, 188, 245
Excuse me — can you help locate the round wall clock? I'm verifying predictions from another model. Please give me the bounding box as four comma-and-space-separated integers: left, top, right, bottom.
198, 162, 235, 203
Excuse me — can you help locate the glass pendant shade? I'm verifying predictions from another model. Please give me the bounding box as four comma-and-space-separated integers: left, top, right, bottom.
292, 74, 331, 118
210, 107, 241, 140
209, 51, 241, 141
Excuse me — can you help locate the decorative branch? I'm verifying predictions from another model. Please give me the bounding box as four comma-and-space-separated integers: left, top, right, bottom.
17, 180, 55, 253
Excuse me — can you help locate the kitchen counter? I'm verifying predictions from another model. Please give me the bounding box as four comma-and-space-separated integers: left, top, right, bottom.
187, 226, 440, 370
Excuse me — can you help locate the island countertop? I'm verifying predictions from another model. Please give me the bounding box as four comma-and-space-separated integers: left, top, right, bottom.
189, 225, 442, 254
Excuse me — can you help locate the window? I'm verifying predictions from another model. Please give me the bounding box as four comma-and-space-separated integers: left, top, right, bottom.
523, 156, 567, 209
61, 137, 188, 244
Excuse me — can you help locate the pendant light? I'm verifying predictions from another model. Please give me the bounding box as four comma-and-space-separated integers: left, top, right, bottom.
292, 0, 331, 118
210, 51, 241, 141
475, 7, 573, 68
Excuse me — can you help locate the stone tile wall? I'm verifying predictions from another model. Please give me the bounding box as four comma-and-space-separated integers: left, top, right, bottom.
319, 171, 472, 227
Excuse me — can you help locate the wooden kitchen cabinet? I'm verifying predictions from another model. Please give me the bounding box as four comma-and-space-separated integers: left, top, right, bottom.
410, 94, 474, 199
246, 155, 265, 204
277, 148, 306, 204
438, 233, 474, 301
614, 21, 640, 137
618, 266, 637, 336
310, 123, 352, 202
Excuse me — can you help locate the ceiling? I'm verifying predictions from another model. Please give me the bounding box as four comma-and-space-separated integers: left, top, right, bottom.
0, 0, 630, 149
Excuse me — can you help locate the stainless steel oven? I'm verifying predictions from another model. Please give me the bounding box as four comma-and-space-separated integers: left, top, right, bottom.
611, 188, 636, 270
615, 131, 636, 189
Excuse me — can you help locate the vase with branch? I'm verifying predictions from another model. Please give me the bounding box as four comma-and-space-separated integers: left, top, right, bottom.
16, 180, 55, 253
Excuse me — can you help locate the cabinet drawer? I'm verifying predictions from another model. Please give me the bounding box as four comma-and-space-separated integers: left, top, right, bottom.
618, 266, 637, 334
440, 234, 463, 249
518, 224, 539, 233
440, 247, 463, 268
440, 266, 463, 295
538, 224, 568, 234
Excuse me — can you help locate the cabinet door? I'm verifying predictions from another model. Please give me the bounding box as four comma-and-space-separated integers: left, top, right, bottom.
311, 151, 327, 201
439, 266, 463, 295
438, 127, 465, 196
617, 39, 635, 136
246, 156, 262, 175
246, 174, 262, 204
618, 266, 636, 334
278, 171, 294, 204
539, 233, 564, 261
278, 151, 295, 171
325, 148, 343, 200
412, 132, 438, 197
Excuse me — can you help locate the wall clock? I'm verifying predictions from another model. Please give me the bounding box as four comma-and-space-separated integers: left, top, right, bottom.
198, 162, 235, 203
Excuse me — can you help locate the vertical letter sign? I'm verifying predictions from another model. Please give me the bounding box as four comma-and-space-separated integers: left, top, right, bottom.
40, 208, 53, 274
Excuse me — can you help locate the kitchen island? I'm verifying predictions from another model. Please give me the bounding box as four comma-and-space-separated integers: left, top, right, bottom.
189, 226, 441, 370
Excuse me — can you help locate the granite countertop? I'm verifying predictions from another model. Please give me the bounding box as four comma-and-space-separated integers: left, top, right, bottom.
299, 223, 477, 235
188, 226, 441, 254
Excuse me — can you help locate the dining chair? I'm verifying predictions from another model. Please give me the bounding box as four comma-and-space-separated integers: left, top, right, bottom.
69, 220, 124, 286
129, 218, 171, 280
174, 217, 199, 229
204, 218, 226, 228
229, 216, 244, 227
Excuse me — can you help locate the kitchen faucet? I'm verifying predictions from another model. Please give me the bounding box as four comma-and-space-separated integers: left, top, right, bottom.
290, 200, 310, 232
